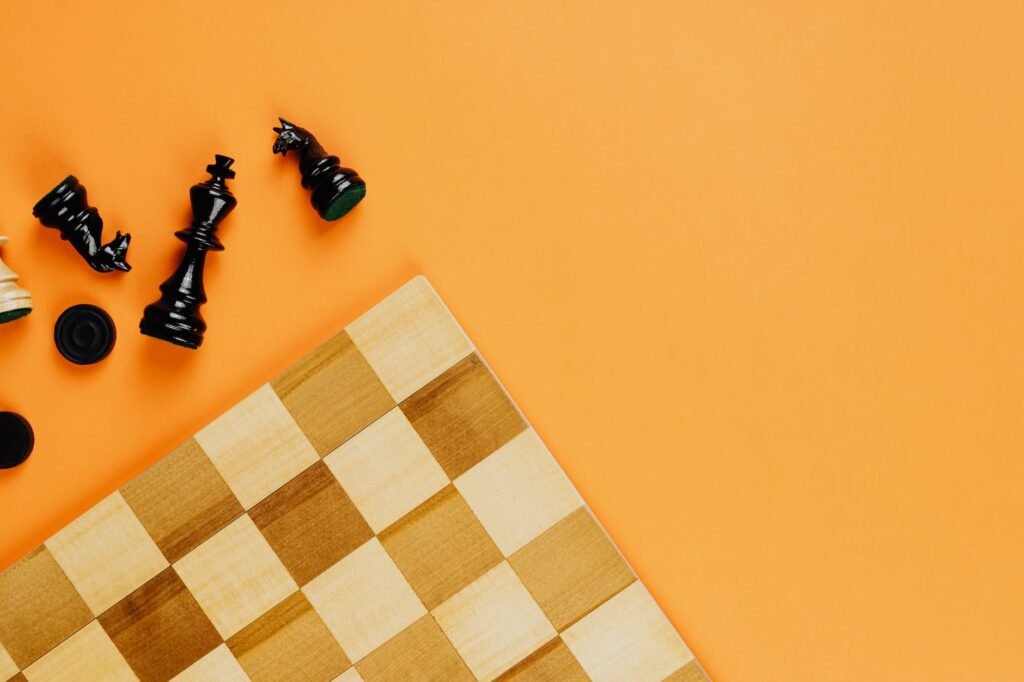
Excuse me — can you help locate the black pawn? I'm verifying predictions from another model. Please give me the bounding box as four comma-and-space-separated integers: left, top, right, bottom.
33, 175, 132, 273
272, 117, 366, 221
140, 156, 237, 349
0, 411, 34, 469
54, 304, 117, 365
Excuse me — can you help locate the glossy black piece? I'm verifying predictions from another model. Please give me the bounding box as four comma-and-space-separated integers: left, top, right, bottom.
272, 117, 366, 221
33, 176, 132, 273
54, 304, 117, 365
0, 411, 34, 469
140, 155, 237, 350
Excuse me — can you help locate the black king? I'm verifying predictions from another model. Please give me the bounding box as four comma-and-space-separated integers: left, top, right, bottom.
140, 155, 237, 349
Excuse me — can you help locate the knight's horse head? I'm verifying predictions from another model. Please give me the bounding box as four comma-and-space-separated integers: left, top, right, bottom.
272, 117, 307, 156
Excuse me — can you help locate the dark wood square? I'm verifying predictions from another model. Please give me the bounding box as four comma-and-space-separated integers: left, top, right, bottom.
99, 567, 221, 682
121, 438, 243, 563
0, 546, 93, 669
379, 486, 503, 609
509, 507, 636, 630
271, 330, 395, 456
249, 461, 373, 585
356, 614, 473, 681
402, 353, 526, 479
497, 637, 589, 681
227, 591, 349, 682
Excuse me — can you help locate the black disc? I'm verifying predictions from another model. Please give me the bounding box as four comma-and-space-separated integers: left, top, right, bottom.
0, 412, 34, 469
54, 304, 116, 365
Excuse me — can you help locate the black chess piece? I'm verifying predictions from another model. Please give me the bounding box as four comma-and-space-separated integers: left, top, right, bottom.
0, 411, 34, 469
272, 117, 366, 221
140, 155, 237, 349
33, 175, 132, 273
54, 304, 117, 365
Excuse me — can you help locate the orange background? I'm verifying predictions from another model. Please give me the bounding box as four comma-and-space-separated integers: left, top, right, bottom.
1, 2, 1022, 679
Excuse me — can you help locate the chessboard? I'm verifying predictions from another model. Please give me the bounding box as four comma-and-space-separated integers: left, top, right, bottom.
0, 277, 709, 682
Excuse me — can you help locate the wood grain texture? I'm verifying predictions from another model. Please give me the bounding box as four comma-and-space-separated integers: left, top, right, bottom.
433, 562, 556, 682
0, 277, 698, 681
347, 276, 473, 403
325, 407, 448, 534
98, 567, 220, 682
272, 330, 395, 456
250, 461, 373, 586
402, 353, 527, 479
22, 621, 135, 682
562, 582, 693, 682
496, 637, 590, 682
173, 515, 297, 640
120, 439, 243, 563
456, 428, 582, 557
45, 492, 168, 616
355, 615, 473, 682
303, 538, 426, 663
227, 591, 349, 682
509, 507, 636, 631
0, 546, 92, 669
170, 645, 249, 682
0, 643, 18, 681
195, 384, 319, 509
379, 486, 503, 610
663, 660, 713, 682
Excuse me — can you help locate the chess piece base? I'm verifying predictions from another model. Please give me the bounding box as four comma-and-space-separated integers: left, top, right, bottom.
54, 304, 117, 365
0, 299, 32, 325
320, 180, 367, 221
140, 308, 204, 350
0, 411, 33, 469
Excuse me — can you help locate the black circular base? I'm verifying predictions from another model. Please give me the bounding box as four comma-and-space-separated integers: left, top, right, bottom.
0, 412, 34, 469
140, 303, 204, 350
55, 304, 116, 365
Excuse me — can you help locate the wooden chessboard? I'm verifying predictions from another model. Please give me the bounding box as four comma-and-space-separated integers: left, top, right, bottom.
0, 277, 708, 682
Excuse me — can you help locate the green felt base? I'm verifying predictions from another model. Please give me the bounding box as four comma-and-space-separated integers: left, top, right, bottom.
0, 308, 31, 325
323, 184, 367, 221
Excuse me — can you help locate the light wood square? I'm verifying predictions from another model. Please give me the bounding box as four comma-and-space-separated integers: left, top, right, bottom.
355, 615, 473, 682
379, 486, 503, 610
497, 637, 590, 682
562, 582, 693, 682
0, 643, 19, 681
271, 330, 395, 456
171, 644, 249, 682
45, 491, 168, 615
23, 621, 135, 682
333, 669, 365, 682
304, 538, 426, 663
433, 562, 556, 682
509, 507, 635, 631
0, 546, 92, 670
174, 515, 298, 639
195, 383, 319, 509
455, 429, 581, 556
347, 276, 472, 403
228, 591, 349, 682
325, 408, 448, 533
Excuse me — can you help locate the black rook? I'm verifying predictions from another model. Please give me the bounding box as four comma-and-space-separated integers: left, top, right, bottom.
140, 155, 237, 349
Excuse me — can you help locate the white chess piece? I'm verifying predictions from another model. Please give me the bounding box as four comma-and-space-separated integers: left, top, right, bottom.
0, 235, 32, 324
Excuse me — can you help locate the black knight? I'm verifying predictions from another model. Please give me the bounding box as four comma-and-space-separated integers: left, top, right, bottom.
272, 117, 366, 221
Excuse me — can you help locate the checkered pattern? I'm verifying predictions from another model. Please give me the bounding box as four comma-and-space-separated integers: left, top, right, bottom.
0, 277, 709, 682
